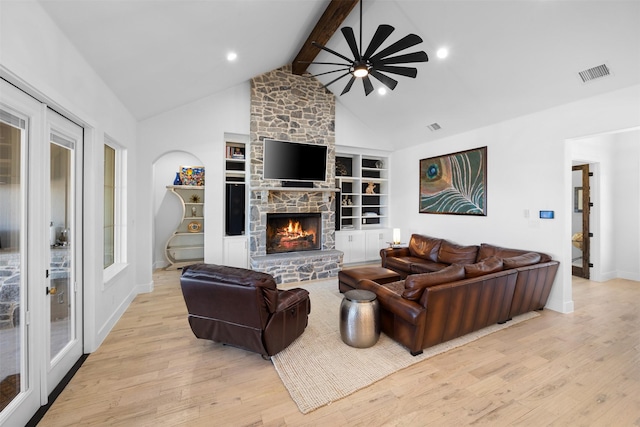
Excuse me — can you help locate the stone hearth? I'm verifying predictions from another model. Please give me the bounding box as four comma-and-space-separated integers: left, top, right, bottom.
250, 249, 342, 284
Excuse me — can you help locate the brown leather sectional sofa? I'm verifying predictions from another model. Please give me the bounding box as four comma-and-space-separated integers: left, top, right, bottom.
357, 234, 559, 355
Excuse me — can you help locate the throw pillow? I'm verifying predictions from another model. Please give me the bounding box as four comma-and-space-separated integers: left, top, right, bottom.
402, 264, 465, 301
503, 252, 541, 269
464, 256, 504, 278
437, 240, 479, 265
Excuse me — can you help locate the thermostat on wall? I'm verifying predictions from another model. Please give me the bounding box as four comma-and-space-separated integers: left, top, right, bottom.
539, 210, 554, 219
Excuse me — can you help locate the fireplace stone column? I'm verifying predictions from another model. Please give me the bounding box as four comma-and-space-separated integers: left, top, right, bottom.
248, 64, 342, 283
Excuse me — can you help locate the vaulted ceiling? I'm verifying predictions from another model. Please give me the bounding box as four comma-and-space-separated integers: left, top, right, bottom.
38, 0, 640, 150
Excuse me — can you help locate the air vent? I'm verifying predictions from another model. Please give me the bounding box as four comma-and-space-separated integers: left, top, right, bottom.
427, 123, 441, 132
578, 64, 611, 83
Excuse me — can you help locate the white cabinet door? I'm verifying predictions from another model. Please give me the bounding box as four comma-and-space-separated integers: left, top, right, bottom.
365, 228, 392, 261
335, 231, 352, 263
336, 231, 366, 264
224, 236, 248, 268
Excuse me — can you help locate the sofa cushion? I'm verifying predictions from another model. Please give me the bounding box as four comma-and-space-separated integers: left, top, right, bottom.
437, 241, 479, 265
410, 261, 450, 274
477, 243, 552, 263
402, 264, 466, 301
385, 256, 425, 273
503, 252, 541, 269
464, 256, 504, 278
380, 280, 405, 296
408, 234, 442, 262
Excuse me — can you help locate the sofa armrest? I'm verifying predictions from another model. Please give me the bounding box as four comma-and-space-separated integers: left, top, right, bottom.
358, 279, 425, 325
380, 247, 410, 266
276, 288, 310, 312
265, 289, 310, 356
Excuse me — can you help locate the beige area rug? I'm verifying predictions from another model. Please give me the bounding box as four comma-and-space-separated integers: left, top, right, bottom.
272, 279, 539, 414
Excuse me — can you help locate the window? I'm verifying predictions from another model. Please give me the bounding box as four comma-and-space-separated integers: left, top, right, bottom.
104, 136, 126, 275
104, 144, 115, 268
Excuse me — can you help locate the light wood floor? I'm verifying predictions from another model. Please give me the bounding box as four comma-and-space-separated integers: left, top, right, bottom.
39, 270, 640, 426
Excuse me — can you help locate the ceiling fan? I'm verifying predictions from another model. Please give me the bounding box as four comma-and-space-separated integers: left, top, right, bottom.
305, 0, 428, 96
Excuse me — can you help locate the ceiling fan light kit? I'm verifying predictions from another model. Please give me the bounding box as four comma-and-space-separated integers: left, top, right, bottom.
306, 0, 429, 96
352, 62, 370, 77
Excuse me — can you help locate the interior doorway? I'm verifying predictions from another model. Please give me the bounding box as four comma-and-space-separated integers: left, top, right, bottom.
571, 164, 590, 279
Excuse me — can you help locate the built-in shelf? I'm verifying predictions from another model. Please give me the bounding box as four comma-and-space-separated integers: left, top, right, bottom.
164, 185, 205, 270
336, 153, 388, 230
224, 137, 249, 267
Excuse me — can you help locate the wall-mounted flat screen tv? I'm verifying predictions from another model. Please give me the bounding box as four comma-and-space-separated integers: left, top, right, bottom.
263, 139, 327, 182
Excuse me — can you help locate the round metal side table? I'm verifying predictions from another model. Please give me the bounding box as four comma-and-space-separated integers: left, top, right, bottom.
340, 289, 380, 348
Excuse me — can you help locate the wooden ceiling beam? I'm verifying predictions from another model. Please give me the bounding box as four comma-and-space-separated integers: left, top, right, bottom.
291, 0, 359, 75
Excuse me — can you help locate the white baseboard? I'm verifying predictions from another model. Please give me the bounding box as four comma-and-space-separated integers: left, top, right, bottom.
616, 270, 640, 281
91, 280, 154, 352
153, 260, 168, 270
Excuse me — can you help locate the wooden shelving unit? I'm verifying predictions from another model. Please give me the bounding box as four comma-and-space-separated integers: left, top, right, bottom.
164, 185, 205, 270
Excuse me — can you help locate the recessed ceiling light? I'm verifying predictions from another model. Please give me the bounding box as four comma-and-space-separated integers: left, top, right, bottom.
436, 48, 449, 59
227, 52, 238, 62
377, 87, 387, 96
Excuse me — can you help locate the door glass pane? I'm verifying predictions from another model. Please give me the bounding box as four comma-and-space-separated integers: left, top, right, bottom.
0, 119, 24, 412
50, 141, 73, 360
571, 169, 584, 270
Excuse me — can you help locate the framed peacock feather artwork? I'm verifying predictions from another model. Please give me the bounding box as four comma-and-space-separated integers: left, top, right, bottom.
419, 147, 487, 215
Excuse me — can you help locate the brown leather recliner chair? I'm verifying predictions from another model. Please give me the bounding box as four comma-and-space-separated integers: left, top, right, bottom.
180, 263, 310, 358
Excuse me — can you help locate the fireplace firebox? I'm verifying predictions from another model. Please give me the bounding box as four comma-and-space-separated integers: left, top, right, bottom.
266, 213, 321, 254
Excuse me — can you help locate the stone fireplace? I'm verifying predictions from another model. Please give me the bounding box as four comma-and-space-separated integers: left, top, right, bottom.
248, 65, 343, 283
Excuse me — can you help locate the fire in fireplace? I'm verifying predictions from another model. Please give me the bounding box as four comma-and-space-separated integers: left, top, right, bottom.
266, 213, 321, 254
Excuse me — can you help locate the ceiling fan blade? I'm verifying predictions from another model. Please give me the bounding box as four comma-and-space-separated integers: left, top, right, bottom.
310, 68, 351, 78
377, 51, 429, 65
341, 76, 357, 95
341, 27, 361, 60
362, 24, 394, 59
369, 34, 424, 62
323, 71, 351, 89
362, 75, 374, 96
312, 41, 354, 64
375, 64, 418, 78
369, 70, 398, 90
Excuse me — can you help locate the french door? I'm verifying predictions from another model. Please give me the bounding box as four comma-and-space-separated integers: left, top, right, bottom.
0, 80, 84, 426
46, 110, 84, 397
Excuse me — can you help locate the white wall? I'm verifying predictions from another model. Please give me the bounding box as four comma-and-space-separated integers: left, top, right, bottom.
1, 0, 139, 351
136, 83, 250, 286
389, 85, 640, 314
335, 101, 387, 149
612, 131, 640, 280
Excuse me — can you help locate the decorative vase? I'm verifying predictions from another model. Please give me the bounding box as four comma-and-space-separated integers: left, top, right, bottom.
173, 172, 182, 185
